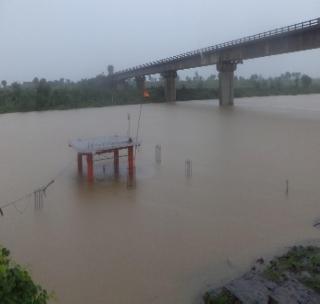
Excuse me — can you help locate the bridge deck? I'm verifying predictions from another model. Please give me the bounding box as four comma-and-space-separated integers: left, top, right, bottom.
113, 18, 320, 80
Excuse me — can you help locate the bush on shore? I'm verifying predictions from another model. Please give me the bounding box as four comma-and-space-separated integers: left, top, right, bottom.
0, 246, 51, 304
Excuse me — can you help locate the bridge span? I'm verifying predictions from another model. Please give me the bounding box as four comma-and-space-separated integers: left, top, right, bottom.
111, 18, 320, 106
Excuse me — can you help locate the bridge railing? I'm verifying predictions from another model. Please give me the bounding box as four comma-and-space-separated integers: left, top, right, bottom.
114, 18, 320, 77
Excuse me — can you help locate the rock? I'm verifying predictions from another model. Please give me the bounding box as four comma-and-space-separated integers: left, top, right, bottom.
206, 273, 320, 304
225, 272, 277, 304
203, 246, 320, 304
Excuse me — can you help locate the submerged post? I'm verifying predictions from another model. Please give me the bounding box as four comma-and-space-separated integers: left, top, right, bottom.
217, 61, 237, 106
162, 70, 177, 102
185, 159, 192, 178
155, 144, 162, 164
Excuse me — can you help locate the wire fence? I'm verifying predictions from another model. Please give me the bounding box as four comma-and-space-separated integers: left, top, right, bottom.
0, 161, 72, 216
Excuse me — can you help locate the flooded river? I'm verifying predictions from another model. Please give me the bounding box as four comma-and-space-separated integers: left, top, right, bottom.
1, 95, 320, 303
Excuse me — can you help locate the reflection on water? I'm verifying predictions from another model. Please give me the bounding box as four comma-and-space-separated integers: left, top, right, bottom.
1, 95, 320, 303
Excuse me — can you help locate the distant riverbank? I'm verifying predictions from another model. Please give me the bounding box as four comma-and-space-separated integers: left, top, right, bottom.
0, 72, 319, 114
0, 90, 319, 115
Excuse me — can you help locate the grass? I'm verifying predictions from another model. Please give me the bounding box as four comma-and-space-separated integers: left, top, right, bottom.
203, 289, 240, 304
263, 245, 320, 292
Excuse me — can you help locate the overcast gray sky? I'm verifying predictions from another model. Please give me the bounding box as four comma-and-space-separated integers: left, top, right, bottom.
1, 0, 320, 83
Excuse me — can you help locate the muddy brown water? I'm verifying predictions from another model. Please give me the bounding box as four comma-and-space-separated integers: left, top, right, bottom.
1, 95, 320, 303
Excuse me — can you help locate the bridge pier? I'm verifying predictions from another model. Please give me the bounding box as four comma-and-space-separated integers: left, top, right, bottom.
135, 76, 146, 97
217, 61, 237, 106
162, 71, 177, 102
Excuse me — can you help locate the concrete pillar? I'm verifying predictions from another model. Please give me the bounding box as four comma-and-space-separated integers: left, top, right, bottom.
135, 76, 146, 97
128, 146, 135, 181
114, 149, 119, 177
77, 153, 83, 175
162, 71, 177, 102
217, 61, 237, 106
87, 153, 94, 182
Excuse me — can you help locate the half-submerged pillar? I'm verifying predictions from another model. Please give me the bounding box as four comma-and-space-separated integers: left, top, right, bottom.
127, 146, 135, 181
162, 70, 177, 102
87, 153, 94, 182
217, 61, 237, 106
114, 149, 119, 177
135, 76, 146, 97
77, 153, 83, 175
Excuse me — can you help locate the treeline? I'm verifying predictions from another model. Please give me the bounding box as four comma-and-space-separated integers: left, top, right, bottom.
176, 72, 318, 100
0, 76, 142, 113
0, 72, 319, 114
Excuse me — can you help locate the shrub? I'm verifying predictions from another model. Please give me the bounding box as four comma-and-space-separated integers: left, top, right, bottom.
0, 246, 51, 304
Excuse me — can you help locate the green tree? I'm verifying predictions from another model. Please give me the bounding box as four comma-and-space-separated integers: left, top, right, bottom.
11, 82, 21, 102
36, 78, 51, 109
107, 65, 114, 76
0, 247, 51, 303
301, 74, 312, 89
32, 77, 39, 87
1, 80, 7, 88
292, 72, 301, 88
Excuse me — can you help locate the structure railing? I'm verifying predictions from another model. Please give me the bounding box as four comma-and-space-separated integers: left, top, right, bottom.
114, 18, 320, 77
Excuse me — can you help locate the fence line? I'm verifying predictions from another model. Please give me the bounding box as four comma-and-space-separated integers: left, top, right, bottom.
0, 161, 72, 216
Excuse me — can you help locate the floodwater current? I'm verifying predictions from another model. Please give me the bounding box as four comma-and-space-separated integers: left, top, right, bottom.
1, 95, 320, 303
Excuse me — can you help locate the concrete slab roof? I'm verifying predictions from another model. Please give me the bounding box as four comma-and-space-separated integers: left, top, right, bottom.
69, 135, 140, 154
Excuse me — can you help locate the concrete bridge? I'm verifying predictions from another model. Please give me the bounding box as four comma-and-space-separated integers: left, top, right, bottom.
111, 18, 320, 106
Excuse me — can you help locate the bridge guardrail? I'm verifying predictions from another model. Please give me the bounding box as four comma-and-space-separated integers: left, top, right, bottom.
114, 18, 320, 77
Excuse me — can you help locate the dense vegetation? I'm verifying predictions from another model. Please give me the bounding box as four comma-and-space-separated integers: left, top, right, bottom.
0, 71, 318, 114
0, 246, 51, 304
176, 71, 317, 100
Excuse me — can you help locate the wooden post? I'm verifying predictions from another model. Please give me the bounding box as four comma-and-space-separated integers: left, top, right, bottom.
77, 153, 83, 175
87, 153, 94, 182
114, 149, 119, 177
128, 146, 134, 180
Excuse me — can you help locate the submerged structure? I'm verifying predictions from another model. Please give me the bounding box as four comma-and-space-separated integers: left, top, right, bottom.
69, 135, 140, 182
